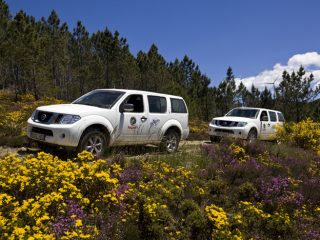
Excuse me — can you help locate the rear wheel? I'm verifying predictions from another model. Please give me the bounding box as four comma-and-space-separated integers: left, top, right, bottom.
78, 128, 107, 158
247, 129, 257, 143
161, 129, 180, 153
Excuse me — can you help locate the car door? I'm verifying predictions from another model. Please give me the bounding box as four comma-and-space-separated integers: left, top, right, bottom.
147, 95, 168, 141
268, 111, 279, 138
259, 110, 272, 139
117, 94, 149, 143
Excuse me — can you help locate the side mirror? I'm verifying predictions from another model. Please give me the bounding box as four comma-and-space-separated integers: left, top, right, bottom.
261, 116, 268, 121
121, 103, 134, 113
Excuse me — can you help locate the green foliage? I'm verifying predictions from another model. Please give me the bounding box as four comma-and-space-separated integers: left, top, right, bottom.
237, 182, 257, 201
216, 67, 236, 116
0, 3, 215, 120
277, 67, 320, 121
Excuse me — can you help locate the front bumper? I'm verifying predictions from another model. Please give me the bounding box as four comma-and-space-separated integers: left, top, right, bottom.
27, 118, 82, 147
208, 123, 249, 139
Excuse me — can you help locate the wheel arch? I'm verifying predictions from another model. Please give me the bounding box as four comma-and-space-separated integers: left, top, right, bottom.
77, 116, 114, 146
161, 120, 183, 139
165, 125, 181, 139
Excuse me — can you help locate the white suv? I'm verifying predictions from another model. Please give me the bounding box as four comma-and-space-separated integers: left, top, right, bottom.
27, 89, 189, 157
208, 107, 285, 142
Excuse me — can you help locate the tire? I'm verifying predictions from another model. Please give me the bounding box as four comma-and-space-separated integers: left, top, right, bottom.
161, 129, 180, 153
210, 136, 221, 143
247, 129, 257, 143
77, 128, 107, 158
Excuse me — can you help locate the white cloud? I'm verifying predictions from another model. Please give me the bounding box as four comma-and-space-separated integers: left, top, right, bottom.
235, 52, 320, 91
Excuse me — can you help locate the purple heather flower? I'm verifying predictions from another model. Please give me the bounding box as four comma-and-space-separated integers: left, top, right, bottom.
51, 200, 86, 237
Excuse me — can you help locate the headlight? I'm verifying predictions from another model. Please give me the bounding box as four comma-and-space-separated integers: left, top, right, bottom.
211, 119, 216, 125
57, 114, 81, 124
237, 122, 247, 127
31, 110, 37, 121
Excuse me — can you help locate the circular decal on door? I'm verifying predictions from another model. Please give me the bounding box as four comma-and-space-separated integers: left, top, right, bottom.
130, 117, 136, 125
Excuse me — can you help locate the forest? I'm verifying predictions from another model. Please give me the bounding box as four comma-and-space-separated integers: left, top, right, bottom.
1, 0, 320, 122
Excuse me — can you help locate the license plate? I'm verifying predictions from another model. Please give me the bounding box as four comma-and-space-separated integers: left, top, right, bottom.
31, 132, 45, 141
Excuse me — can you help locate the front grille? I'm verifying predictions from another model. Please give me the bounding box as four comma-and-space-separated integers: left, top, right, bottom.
216, 120, 237, 127
31, 127, 53, 136
215, 129, 234, 134
37, 111, 53, 123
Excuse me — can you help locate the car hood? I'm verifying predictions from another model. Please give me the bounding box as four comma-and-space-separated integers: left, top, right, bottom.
36, 104, 111, 117
213, 116, 256, 122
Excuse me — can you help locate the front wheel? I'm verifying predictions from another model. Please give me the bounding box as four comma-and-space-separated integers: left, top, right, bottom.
78, 129, 107, 158
161, 130, 180, 153
247, 129, 257, 143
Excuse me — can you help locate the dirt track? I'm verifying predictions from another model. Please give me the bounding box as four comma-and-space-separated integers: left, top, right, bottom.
0, 140, 210, 159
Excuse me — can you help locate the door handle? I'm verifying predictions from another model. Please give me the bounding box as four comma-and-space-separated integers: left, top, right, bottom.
141, 116, 147, 122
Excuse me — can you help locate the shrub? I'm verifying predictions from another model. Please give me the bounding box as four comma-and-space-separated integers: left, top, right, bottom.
1, 131, 320, 239
0, 91, 64, 138
275, 118, 320, 153
188, 118, 209, 140
237, 182, 257, 201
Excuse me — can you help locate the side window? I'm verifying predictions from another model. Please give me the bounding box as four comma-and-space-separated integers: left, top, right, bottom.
171, 98, 187, 113
277, 112, 285, 122
148, 96, 167, 113
120, 94, 144, 113
260, 111, 268, 121
269, 111, 277, 122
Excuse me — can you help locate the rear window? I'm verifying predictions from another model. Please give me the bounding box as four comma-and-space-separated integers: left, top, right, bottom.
269, 111, 277, 122
148, 96, 167, 113
277, 112, 285, 122
170, 98, 187, 113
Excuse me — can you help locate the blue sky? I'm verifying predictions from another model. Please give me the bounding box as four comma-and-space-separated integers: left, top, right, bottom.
6, 0, 320, 87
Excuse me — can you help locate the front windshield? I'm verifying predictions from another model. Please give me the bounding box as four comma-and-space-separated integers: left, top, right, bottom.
226, 108, 259, 119
73, 90, 125, 108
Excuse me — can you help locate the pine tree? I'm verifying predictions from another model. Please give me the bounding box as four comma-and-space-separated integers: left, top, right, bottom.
216, 67, 236, 115
71, 21, 91, 95
278, 66, 320, 121
235, 81, 248, 106
246, 85, 260, 107
136, 44, 168, 92
260, 86, 273, 109
0, 0, 11, 89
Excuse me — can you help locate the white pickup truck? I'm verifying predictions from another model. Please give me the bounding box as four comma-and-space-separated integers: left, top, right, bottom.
208, 107, 285, 142
27, 89, 189, 157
